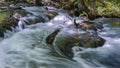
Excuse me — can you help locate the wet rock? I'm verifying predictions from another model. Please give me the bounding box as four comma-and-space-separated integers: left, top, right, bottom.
80, 21, 103, 31
9, 4, 22, 9
14, 9, 29, 17
44, 6, 57, 10
46, 28, 61, 44
9, 3, 29, 9
44, 12, 58, 19
0, 30, 4, 37
0, 4, 23, 12
74, 19, 103, 31
0, 6, 9, 10
15, 3, 29, 7
16, 16, 45, 30
49, 29, 105, 58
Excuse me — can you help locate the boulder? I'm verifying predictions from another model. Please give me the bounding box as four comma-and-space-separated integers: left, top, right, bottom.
80, 21, 103, 31
74, 19, 103, 31
44, 12, 58, 20
46, 28, 105, 58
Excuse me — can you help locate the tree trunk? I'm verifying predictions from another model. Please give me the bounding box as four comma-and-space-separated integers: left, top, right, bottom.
88, 0, 98, 19
77, 0, 99, 19
77, 0, 90, 14
35, 0, 43, 5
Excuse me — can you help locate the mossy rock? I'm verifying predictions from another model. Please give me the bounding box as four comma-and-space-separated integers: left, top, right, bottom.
0, 9, 16, 37
0, 8, 29, 37
54, 31, 105, 58
0, 16, 18, 37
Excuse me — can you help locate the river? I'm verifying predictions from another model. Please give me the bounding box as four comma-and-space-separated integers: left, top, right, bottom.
0, 6, 120, 68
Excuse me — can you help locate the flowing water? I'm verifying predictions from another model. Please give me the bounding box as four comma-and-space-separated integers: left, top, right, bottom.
0, 6, 120, 68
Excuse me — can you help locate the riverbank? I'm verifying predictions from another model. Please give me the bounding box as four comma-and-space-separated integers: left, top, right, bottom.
0, 0, 120, 20
0, 1, 119, 37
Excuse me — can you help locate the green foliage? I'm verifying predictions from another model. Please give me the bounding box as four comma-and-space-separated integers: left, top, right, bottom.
0, 9, 13, 22
0, 9, 15, 33
97, 0, 120, 17
79, 11, 88, 17
0, 0, 120, 18
73, 1, 78, 6
0, 11, 9, 22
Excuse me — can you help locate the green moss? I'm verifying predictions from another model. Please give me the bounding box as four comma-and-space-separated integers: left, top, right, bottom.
0, 9, 13, 22
97, 1, 120, 17
0, 11, 8, 22
0, 9, 16, 33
